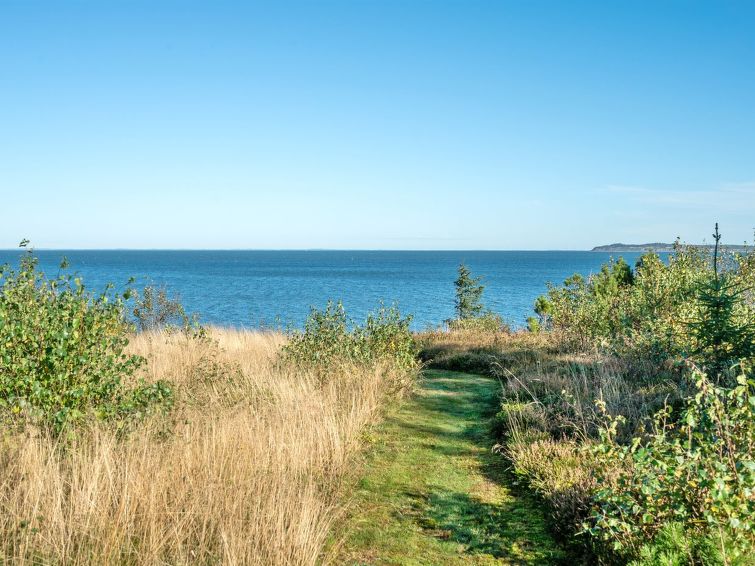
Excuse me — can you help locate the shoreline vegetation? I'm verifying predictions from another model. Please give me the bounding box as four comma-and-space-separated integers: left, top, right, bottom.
421, 227, 755, 564
1, 229, 754, 564
0, 247, 419, 564
0, 325, 419, 564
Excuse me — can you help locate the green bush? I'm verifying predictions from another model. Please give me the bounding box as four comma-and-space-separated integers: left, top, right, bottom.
501, 228, 755, 562
537, 236, 754, 373
526, 316, 541, 333
586, 365, 755, 562
0, 244, 171, 431
283, 301, 418, 373
628, 523, 727, 566
447, 311, 508, 333
132, 284, 200, 333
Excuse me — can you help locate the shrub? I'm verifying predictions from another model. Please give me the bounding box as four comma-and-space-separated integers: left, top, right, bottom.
538, 232, 754, 374
629, 523, 727, 566
0, 244, 171, 431
361, 303, 419, 370
447, 311, 508, 333
539, 257, 636, 349
132, 284, 198, 332
532, 295, 553, 331
526, 316, 541, 333
586, 366, 755, 562
283, 301, 418, 375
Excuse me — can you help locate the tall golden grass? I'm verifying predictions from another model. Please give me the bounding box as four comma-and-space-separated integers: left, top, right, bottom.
0, 329, 408, 565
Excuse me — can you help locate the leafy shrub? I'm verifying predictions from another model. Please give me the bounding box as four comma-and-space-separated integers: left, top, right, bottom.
283, 301, 418, 374
483, 229, 755, 562
586, 366, 755, 562
133, 284, 192, 331
537, 235, 754, 374
447, 311, 509, 333
526, 316, 541, 333
0, 245, 172, 431
531, 295, 553, 332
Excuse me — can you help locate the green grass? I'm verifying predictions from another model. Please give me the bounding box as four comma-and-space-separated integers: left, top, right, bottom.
333, 370, 567, 565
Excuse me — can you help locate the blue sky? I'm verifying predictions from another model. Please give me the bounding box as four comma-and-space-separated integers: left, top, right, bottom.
1, 0, 754, 249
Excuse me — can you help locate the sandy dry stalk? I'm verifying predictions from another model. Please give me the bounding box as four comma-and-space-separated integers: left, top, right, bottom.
0, 329, 402, 565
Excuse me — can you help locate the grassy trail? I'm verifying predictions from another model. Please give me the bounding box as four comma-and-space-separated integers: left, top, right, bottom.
332, 370, 566, 565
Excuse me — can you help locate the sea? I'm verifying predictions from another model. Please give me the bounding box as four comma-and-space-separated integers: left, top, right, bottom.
0, 250, 653, 330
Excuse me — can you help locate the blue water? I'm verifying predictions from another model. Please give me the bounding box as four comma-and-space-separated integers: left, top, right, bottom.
0, 250, 651, 329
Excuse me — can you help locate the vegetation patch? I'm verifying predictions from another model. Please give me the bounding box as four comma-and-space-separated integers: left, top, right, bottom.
333, 369, 568, 565
418, 227, 755, 564
0, 243, 171, 432
0, 247, 419, 564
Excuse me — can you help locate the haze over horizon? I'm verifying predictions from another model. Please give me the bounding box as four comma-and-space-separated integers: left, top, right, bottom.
0, 240, 749, 252
2, 1, 754, 250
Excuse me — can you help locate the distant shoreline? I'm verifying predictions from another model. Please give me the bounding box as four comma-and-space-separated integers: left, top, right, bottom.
592, 243, 750, 253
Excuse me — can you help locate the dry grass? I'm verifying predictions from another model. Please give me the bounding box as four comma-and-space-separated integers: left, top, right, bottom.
421, 328, 678, 548
0, 328, 409, 565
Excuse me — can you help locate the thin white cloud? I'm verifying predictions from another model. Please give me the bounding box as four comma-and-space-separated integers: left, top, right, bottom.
605, 183, 755, 213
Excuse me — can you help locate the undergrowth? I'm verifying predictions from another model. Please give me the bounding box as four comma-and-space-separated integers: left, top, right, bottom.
420, 226, 755, 565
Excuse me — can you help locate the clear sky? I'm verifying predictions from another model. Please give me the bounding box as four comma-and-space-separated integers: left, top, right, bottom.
1, 0, 754, 249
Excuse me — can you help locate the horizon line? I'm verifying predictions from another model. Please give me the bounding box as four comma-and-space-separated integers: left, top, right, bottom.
1, 247, 593, 252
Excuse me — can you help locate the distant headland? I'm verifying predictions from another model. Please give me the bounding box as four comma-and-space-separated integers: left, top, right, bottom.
592, 243, 750, 252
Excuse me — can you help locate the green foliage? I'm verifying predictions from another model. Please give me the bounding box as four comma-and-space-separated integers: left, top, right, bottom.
447, 311, 508, 333
336, 370, 566, 564
492, 228, 755, 563
132, 284, 197, 332
0, 244, 172, 431
540, 232, 754, 372
628, 523, 725, 566
689, 225, 755, 379
586, 366, 755, 562
454, 263, 485, 320
526, 316, 541, 333
544, 257, 637, 346
692, 274, 755, 376
531, 295, 553, 332
362, 303, 419, 371
283, 301, 417, 373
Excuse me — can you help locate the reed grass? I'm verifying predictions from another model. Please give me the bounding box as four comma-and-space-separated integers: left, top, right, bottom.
0, 328, 408, 565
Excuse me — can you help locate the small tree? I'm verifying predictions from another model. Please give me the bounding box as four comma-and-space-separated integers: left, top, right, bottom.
133, 284, 194, 332
689, 224, 755, 379
533, 295, 553, 330
454, 263, 485, 320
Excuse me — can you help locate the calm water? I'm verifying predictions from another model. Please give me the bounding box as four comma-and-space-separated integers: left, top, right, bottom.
0, 250, 651, 329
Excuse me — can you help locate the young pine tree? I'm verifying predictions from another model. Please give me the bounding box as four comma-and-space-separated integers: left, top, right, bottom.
454, 263, 485, 320
689, 223, 755, 380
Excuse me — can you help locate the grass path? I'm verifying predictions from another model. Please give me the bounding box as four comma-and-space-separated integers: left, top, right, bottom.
332, 370, 567, 565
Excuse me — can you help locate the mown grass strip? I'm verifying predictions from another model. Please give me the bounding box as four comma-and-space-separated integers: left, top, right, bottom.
333, 369, 567, 565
